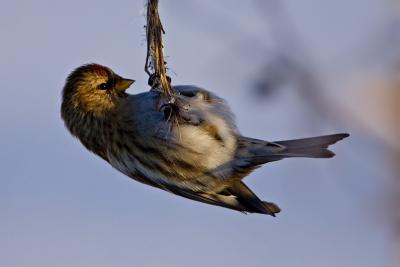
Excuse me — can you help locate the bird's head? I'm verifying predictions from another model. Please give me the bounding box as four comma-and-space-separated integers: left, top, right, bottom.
62, 64, 135, 116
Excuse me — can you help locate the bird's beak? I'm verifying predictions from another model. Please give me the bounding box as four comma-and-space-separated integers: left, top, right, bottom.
115, 78, 135, 92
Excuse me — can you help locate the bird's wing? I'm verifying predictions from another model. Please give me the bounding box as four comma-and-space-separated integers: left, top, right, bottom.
161, 181, 280, 216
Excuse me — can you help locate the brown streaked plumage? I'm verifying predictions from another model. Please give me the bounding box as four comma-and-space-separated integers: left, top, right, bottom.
61, 63, 349, 216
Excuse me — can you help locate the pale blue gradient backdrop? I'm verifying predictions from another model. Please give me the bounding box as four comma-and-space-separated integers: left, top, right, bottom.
0, 1, 391, 267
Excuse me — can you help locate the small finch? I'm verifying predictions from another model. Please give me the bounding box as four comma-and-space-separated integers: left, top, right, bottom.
61, 63, 349, 216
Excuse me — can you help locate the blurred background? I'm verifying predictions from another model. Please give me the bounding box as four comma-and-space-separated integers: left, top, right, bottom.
0, 0, 398, 266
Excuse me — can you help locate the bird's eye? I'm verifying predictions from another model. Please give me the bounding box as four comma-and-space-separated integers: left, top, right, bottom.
99, 82, 110, 90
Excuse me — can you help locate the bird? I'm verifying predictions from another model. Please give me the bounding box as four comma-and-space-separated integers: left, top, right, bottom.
61, 63, 349, 216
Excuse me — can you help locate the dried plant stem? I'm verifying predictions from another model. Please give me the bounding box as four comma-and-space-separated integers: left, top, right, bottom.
145, 0, 172, 97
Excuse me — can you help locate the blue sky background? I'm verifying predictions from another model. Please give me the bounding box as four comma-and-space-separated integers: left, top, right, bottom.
0, 0, 394, 266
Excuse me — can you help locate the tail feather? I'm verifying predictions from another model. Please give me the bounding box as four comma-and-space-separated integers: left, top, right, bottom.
214, 133, 350, 216
274, 133, 349, 159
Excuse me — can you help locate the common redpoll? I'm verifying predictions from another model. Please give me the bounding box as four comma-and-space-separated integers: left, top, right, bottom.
61, 64, 349, 216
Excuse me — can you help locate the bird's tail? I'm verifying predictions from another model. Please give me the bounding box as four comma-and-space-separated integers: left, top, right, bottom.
223, 133, 349, 216
273, 133, 349, 159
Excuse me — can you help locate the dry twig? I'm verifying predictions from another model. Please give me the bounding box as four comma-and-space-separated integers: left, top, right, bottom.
145, 0, 172, 97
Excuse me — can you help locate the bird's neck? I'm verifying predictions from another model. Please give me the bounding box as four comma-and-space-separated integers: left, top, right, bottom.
62, 102, 120, 160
